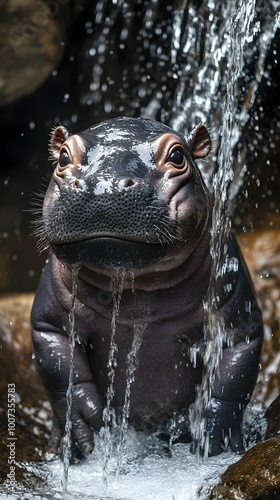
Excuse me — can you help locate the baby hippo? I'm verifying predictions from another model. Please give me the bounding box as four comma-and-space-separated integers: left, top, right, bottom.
31, 117, 263, 458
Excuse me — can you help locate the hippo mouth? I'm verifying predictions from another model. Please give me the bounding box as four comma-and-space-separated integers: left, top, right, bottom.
52, 235, 169, 270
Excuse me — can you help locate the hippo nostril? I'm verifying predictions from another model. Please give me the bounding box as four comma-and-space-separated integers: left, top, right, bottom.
121, 178, 137, 188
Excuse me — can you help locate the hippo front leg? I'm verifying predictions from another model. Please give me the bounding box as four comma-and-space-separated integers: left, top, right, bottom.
32, 328, 103, 458
205, 334, 263, 456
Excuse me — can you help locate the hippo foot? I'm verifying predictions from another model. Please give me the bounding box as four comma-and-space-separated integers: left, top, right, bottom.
45, 437, 87, 463
45, 381, 103, 460
191, 398, 245, 457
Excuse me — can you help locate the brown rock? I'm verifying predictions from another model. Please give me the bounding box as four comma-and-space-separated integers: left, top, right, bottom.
0, 293, 50, 484
0, 0, 65, 105
237, 230, 280, 405
0, 292, 46, 402
209, 437, 280, 500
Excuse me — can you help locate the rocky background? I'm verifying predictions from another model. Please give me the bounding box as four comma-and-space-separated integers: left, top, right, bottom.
0, 0, 279, 497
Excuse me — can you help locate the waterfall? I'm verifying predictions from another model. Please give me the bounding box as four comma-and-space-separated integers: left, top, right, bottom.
169, 0, 278, 195
188, 0, 270, 457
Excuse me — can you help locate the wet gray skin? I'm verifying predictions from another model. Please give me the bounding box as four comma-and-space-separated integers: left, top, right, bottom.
31, 117, 263, 459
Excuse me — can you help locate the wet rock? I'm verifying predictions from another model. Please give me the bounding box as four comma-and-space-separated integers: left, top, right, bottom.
208, 437, 280, 499
0, 293, 46, 402
0, 293, 50, 485
0, 0, 65, 106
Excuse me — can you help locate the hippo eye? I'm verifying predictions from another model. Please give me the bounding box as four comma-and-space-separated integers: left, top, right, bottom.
58, 150, 70, 168
167, 148, 185, 168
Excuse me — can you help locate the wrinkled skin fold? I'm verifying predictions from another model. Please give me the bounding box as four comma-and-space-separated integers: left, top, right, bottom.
31, 117, 263, 459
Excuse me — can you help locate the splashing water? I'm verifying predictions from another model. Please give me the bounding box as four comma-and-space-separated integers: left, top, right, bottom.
0, 402, 267, 499
101, 271, 125, 487
59, 269, 145, 492
61, 265, 79, 491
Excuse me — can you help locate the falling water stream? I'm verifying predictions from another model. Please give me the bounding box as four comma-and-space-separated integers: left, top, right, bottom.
169, 0, 278, 191
101, 271, 124, 488
61, 266, 80, 491
189, 0, 258, 458
116, 322, 147, 472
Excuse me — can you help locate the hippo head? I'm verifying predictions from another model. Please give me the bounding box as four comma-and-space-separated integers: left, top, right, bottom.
40, 117, 211, 271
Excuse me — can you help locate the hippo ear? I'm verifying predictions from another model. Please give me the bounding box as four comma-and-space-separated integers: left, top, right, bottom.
50, 126, 70, 161
187, 123, 211, 159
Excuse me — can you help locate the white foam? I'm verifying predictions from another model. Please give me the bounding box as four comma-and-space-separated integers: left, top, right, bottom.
0, 431, 240, 500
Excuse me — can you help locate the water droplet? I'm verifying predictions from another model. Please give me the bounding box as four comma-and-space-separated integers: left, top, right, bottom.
104, 101, 112, 113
